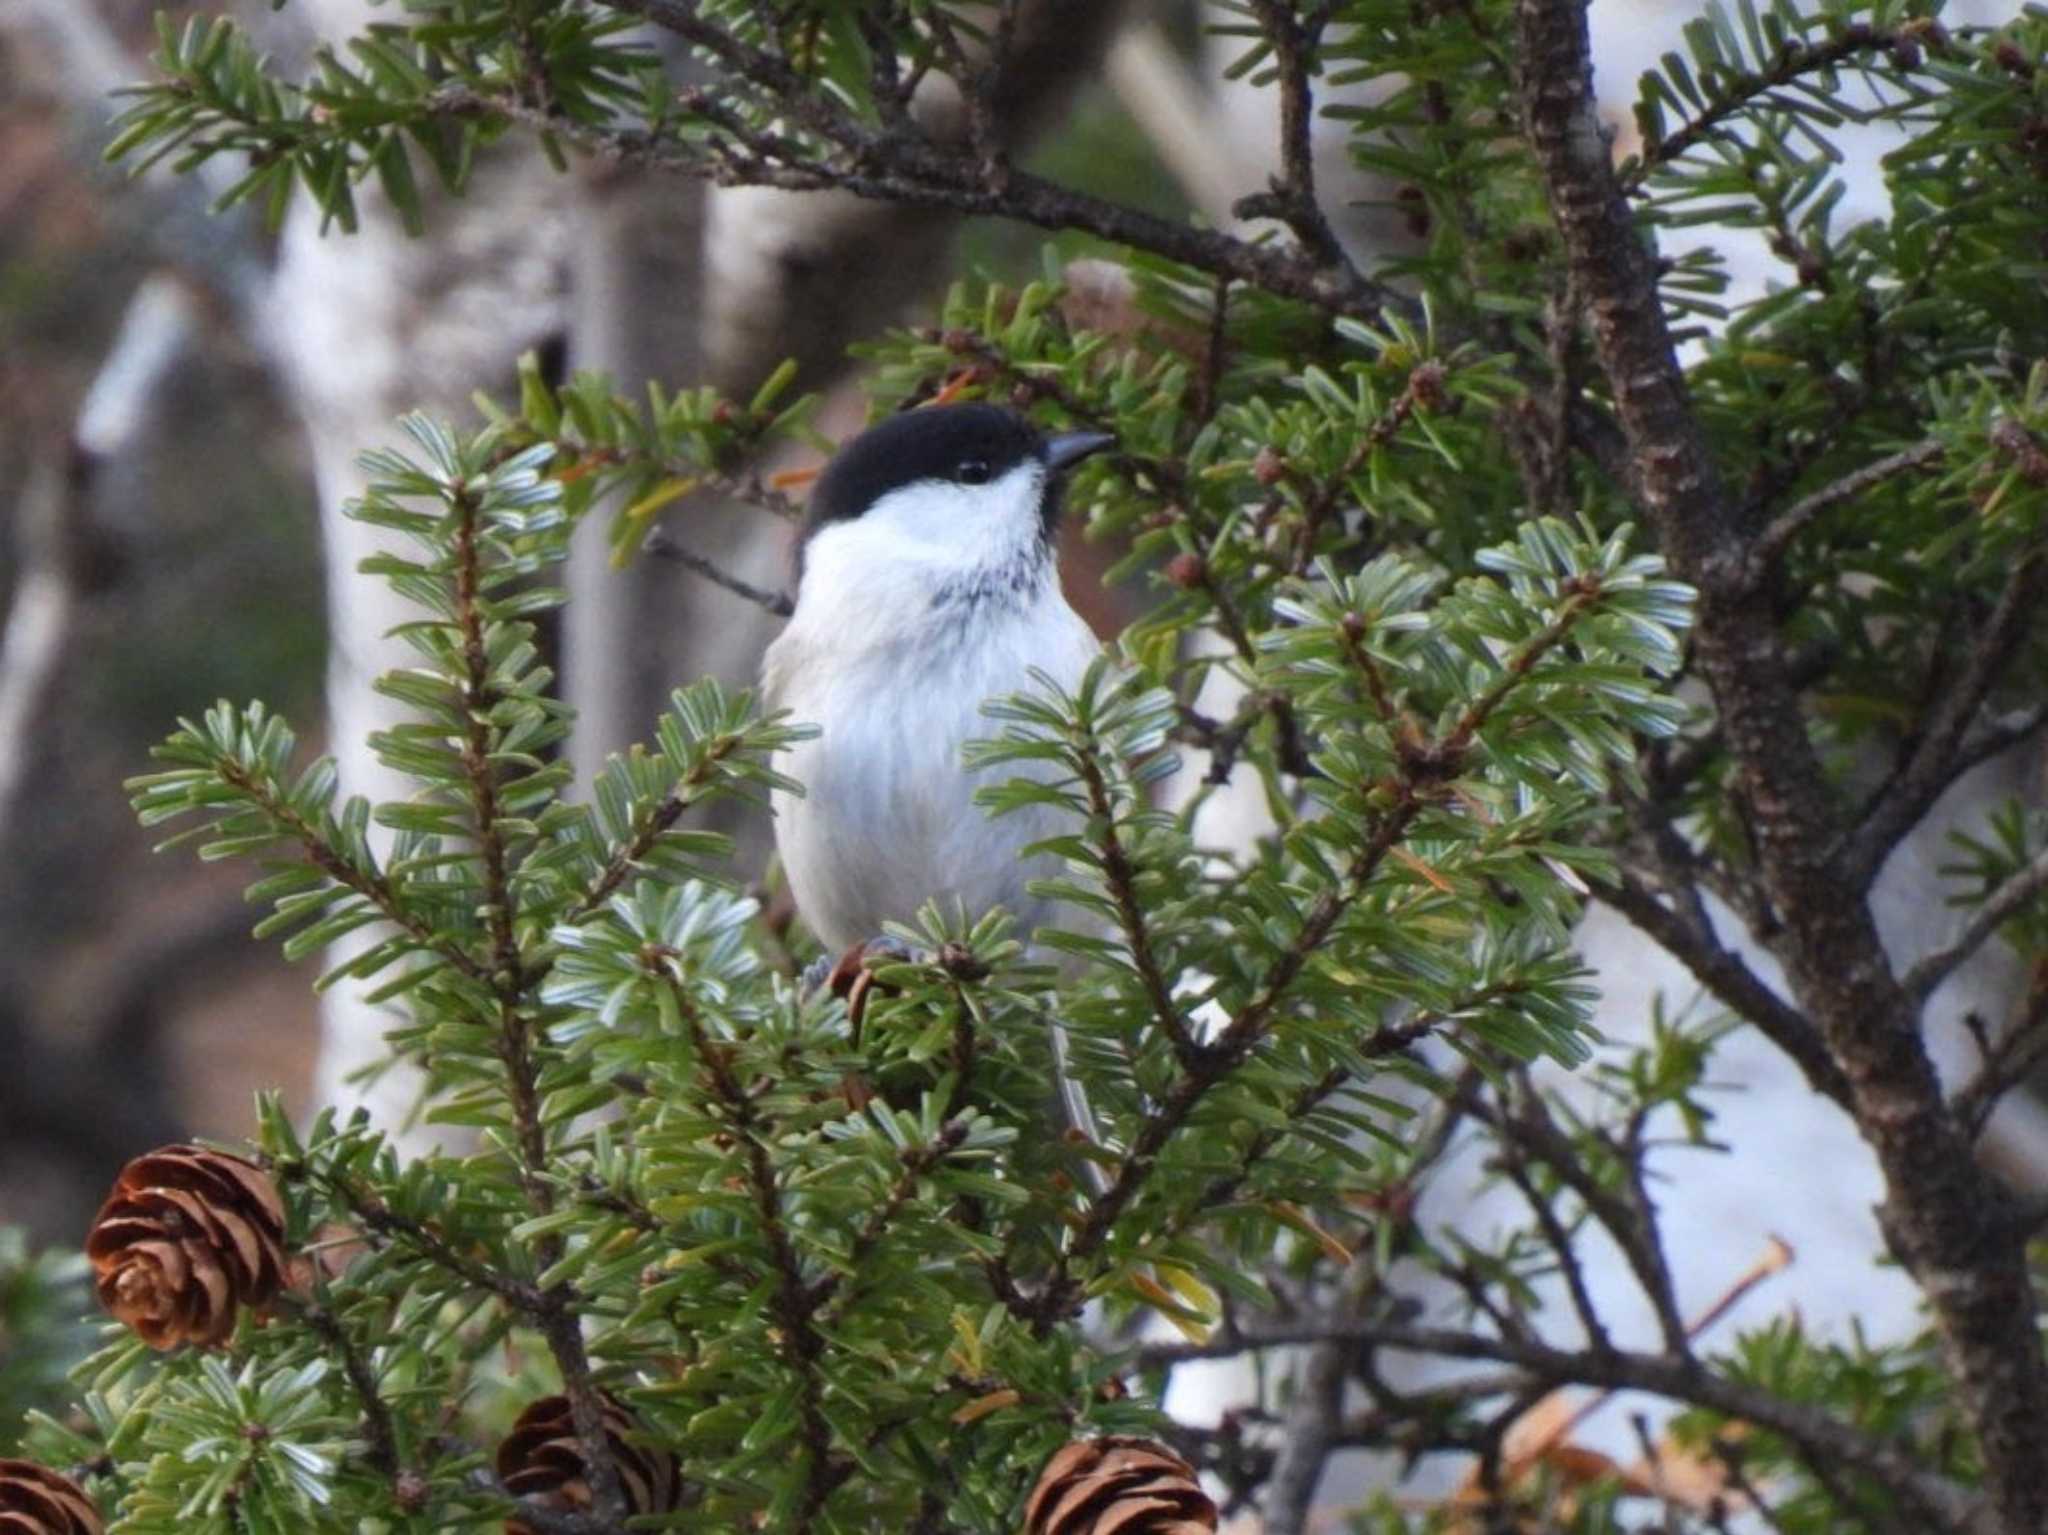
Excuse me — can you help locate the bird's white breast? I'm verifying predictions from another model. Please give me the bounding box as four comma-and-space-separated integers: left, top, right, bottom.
761, 507, 1099, 953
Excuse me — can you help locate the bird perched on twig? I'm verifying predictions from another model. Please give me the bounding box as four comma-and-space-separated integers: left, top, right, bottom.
761, 403, 1115, 1148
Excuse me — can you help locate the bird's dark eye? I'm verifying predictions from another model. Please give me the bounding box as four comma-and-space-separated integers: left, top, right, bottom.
956, 458, 992, 485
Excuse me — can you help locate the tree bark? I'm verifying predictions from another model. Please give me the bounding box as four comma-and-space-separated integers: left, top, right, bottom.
1513, 1, 2048, 1527
270, 0, 579, 1132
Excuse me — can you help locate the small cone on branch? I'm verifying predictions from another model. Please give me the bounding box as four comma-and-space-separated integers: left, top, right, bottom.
0, 1459, 103, 1535
497, 1391, 681, 1534
1021, 1437, 1217, 1535
84, 1144, 289, 1350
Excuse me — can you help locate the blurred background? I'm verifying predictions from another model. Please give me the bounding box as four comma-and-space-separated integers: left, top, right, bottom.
1, 1, 326, 1237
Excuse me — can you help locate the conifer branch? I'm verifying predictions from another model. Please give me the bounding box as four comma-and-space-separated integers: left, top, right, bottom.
422, 82, 1411, 325
1481, 1090, 1686, 1355
1590, 868, 1851, 1106
1844, 547, 2048, 890
1903, 846, 2048, 1004
563, 734, 745, 925
213, 758, 491, 986
294, 1297, 404, 1482
1035, 587, 1615, 1309
812, 1122, 971, 1332
668, 974, 847, 1526
1623, 24, 1919, 191
450, 485, 631, 1527
1071, 728, 1196, 1065
320, 1176, 539, 1306
1952, 977, 2048, 1142
1285, 362, 1435, 576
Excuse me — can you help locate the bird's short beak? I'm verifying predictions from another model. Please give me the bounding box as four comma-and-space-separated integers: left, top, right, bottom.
1043, 430, 1116, 473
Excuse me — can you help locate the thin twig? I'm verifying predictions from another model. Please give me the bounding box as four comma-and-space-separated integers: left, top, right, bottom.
295, 1297, 403, 1480
1948, 705, 2047, 784
1952, 970, 2048, 1140
424, 79, 1412, 326
1843, 546, 2048, 889
556, 440, 806, 523
559, 733, 745, 927
644, 530, 795, 617
1489, 1090, 1687, 1356
320, 1175, 539, 1305
1496, 1135, 1614, 1355
1746, 438, 1945, 580
812, 1122, 970, 1331
1708, 1440, 1797, 1535
1285, 364, 1434, 575
1902, 844, 2048, 1003
1192, 271, 1234, 429
1523, 1232, 1796, 1469
922, 5, 1001, 181
1590, 872, 1848, 1100
1262, 1278, 1355, 1535
1191, 1065, 1346, 1213
1135, 1321, 1977, 1530
1236, 1, 1351, 272
217, 758, 492, 986
1621, 26, 1915, 192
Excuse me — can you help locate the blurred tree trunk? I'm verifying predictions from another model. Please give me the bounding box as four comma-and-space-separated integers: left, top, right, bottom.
269, 0, 579, 1127
0, 277, 200, 1231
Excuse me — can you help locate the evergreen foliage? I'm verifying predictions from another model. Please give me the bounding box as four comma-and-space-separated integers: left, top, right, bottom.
8, 0, 2046, 1531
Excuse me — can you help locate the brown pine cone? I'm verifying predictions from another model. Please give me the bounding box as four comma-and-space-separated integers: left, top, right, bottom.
0, 1459, 103, 1535
84, 1144, 289, 1350
497, 1391, 681, 1534
1022, 1437, 1217, 1535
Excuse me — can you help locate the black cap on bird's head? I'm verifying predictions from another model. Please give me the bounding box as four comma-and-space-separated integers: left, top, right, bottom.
804, 404, 1115, 545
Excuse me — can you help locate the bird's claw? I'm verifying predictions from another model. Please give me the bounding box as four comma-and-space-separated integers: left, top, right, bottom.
802, 936, 919, 999
804, 937, 922, 1045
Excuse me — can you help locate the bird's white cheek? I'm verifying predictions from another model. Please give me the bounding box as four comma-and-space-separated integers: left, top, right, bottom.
854, 463, 1047, 567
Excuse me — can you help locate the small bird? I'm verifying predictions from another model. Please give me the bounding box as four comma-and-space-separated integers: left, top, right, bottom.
761, 405, 1114, 1154
762, 403, 1115, 959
